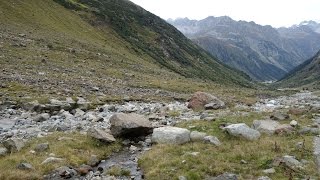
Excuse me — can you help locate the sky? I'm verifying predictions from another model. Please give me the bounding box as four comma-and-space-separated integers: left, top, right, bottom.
130, 0, 320, 28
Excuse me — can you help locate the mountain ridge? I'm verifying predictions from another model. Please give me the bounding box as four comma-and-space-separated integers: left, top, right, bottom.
169, 16, 320, 81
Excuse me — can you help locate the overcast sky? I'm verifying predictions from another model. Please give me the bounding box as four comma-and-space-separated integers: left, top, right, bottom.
130, 0, 320, 27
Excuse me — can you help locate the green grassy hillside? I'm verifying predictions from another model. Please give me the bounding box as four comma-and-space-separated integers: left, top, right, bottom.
0, 0, 254, 104
277, 50, 320, 90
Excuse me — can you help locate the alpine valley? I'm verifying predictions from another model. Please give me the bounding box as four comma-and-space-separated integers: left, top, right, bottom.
0, 1, 319, 180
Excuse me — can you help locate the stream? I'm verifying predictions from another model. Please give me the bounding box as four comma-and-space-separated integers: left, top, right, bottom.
95, 147, 144, 180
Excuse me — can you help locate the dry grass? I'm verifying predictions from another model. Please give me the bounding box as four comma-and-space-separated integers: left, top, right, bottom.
0, 132, 122, 180
139, 112, 318, 180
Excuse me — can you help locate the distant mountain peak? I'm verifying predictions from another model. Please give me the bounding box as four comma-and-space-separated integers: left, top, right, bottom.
169, 16, 320, 81
296, 20, 320, 33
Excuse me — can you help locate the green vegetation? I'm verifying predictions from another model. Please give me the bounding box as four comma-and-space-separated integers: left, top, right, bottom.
277, 51, 320, 90
106, 166, 131, 177
0, 0, 256, 104
0, 132, 122, 180
139, 112, 317, 179
53, 0, 253, 86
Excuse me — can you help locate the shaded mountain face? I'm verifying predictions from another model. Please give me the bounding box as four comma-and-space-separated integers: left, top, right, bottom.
169, 17, 320, 81
50, 0, 253, 86
278, 50, 320, 89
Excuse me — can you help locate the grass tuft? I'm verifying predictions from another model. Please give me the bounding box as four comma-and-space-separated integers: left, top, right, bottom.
0, 132, 122, 180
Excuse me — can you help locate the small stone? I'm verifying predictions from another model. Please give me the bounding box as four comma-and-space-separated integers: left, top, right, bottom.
190, 131, 207, 142
296, 142, 304, 150
34, 143, 49, 152
240, 160, 248, 164
0, 147, 8, 156
76, 97, 90, 111
290, 120, 298, 127
212, 173, 238, 180
41, 157, 64, 164
87, 127, 116, 143
257, 176, 271, 180
122, 139, 131, 146
17, 163, 33, 170
270, 112, 289, 121
129, 145, 138, 152
179, 176, 187, 180
56, 166, 77, 178
33, 113, 50, 122
282, 155, 303, 170
77, 164, 93, 175
203, 136, 221, 146
262, 168, 275, 174
252, 120, 280, 135
3, 138, 25, 152
189, 152, 200, 156
275, 124, 294, 135
18, 33, 26, 37
74, 108, 85, 117
87, 155, 100, 167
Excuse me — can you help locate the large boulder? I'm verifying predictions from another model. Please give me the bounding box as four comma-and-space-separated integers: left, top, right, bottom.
187, 92, 225, 110
252, 120, 280, 135
87, 127, 116, 143
224, 123, 261, 141
3, 138, 25, 152
152, 127, 190, 144
110, 113, 153, 138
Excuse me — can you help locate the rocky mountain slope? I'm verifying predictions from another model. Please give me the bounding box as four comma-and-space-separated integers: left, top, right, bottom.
278, 50, 320, 89
0, 0, 253, 105
169, 17, 320, 81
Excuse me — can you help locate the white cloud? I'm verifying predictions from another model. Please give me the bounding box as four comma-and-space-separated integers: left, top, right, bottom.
130, 0, 320, 27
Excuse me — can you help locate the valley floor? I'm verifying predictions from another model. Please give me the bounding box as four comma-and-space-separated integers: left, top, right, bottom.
0, 90, 319, 179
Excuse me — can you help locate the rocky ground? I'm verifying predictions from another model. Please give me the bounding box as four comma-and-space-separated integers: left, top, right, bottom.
0, 91, 319, 179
